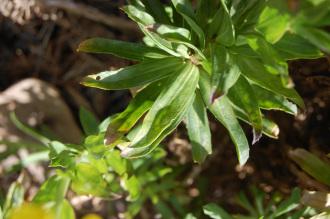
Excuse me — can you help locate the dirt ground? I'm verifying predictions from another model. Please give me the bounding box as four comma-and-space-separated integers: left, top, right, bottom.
0, 0, 329, 218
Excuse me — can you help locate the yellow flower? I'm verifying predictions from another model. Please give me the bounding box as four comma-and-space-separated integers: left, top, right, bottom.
10, 203, 54, 219
82, 213, 103, 219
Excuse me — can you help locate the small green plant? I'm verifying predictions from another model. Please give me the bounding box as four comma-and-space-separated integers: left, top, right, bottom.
2, 1, 330, 218
78, 0, 329, 165
1, 110, 189, 219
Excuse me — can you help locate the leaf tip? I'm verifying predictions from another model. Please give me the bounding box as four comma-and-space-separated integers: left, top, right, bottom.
252, 129, 263, 145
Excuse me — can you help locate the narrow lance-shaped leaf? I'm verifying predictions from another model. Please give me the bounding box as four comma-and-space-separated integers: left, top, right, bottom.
123, 96, 194, 158
140, 23, 189, 58
289, 148, 330, 186
121, 63, 199, 157
79, 107, 99, 136
81, 57, 185, 90
147, 24, 191, 42
186, 93, 212, 163
196, 0, 220, 31
233, 109, 280, 139
252, 84, 298, 115
78, 38, 170, 61
104, 81, 163, 145
228, 76, 263, 144
234, 0, 266, 33
123, 5, 184, 57
199, 70, 249, 165
233, 55, 304, 108
274, 33, 323, 60
246, 34, 292, 88
293, 25, 330, 54
210, 44, 240, 102
122, 4, 155, 26
214, 0, 235, 46
171, 0, 206, 48
141, 0, 171, 24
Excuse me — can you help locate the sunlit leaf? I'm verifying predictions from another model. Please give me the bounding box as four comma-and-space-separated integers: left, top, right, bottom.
81, 57, 185, 90
199, 70, 249, 165
121, 63, 199, 157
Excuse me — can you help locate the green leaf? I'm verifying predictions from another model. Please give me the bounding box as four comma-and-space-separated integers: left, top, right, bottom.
233, 55, 304, 108
33, 175, 71, 219
171, 0, 195, 19
210, 44, 240, 101
186, 93, 212, 163
233, 108, 280, 139
3, 178, 24, 218
123, 5, 155, 26
289, 149, 330, 186
246, 34, 291, 88
78, 38, 170, 61
274, 33, 324, 60
233, 0, 267, 33
104, 81, 162, 145
199, 70, 249, 165
257, 6, 290, 44
71, 163, 108, 197
140, 0, 171, 24
56, 200, 75, 219
252, 84, 298, 115
203, 203, 233, 219
79, 107, 99, 136
105, 150, 130, 175
294, 26, 330, 54
171, 0, 205, 48
196, 0, 220, 31
271, 188, 300, 217
214, 0, 235, 46
49, 141, 78, 168
81, 57, 185, 90
121, 63, 199, 158
297, 2, 330, 27
141, 23, 189, 57
122, 175, 140, 201
33, 175, 69, 205
123, 6, 186, 57
228, 76, 263, 144
207, 101, 250, 165
150, 24, 191, 42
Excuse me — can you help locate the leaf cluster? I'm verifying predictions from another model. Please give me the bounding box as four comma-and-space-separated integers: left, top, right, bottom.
77, 0, 330, 164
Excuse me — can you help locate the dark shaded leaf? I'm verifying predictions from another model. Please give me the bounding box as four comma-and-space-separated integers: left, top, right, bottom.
228, 76, 263, 144
186, 93, 212, 163
79, 107, 99, 136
